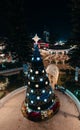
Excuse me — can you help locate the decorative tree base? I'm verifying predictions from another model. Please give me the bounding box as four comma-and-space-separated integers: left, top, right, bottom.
21, 96, 60, 122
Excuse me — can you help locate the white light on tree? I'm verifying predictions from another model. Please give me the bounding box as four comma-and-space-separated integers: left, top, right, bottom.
30, 69, 33, 73
31, 76, 34, 80
44, 99, 47, 102
42, 70, 45, 73
27, 93, 29, 96
31, 100, 34, 104
46, 74, 48, 77
42, 90, 45, 93
49, 91, 52, 94
37, 107, 41, 110
52, 99, 54, 102
45, 81, 48, 85
27, 103, 28, 107
28, 82, 30, 85
40, 78, 43, 82
27, 108, 32, 112
31, 89, 34, 93
32, 57, 34, 61
28, 74, 30, 77
37, 57, 40, 61
35, 84, 39, 88
37, 96, 40, 100
0, 54, 5, 57
35, 71, 39, 74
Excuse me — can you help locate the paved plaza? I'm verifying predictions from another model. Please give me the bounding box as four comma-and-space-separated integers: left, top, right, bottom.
0, 90, 80, 130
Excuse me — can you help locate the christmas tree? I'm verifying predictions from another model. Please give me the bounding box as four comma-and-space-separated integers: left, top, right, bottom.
21, 34, 60, 122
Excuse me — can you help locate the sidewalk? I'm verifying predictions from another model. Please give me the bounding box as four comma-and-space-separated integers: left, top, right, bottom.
0, 90, 80, 130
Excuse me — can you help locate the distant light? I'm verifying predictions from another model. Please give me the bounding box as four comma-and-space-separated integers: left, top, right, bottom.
59, 40, 62, 43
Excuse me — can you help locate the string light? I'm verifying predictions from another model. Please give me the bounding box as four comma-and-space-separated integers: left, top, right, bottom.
28, 82, 30, 85
37, 96, 40, 100
40, 78, 43, 82
45, 81, 48, 85
46, 74, 48, 77
37, 107, 41, 110
52, 99, 54, 102
30, 69, 33, 73
42, 90, 45, 93
49, 91, 52, 94
28, 74, 30, 77
42, 70, 44, 73
31, 89, 34, 93
27, 103, 28, 107
35, 71, 39, 74
44, 99, 47, 102
37, 57, 40, 61
27, 108, 32, 112
32, 57, 34, 61
35, 84, 39, 88
31, 76, 34, 80
31, 100, 34, 104
27, 93, 29, 96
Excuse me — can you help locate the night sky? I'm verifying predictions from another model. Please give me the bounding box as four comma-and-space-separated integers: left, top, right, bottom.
0, 0, 71, 40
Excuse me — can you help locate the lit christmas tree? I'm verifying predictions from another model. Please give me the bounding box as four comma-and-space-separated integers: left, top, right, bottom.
21, 34, 60, 122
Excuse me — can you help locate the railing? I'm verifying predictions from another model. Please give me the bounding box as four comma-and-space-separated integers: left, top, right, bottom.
55, 85, 80, 120
0, 67, 23, 75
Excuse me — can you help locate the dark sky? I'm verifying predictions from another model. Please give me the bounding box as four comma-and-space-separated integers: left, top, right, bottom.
25, 0, 71, 40
0, 0, 71, 40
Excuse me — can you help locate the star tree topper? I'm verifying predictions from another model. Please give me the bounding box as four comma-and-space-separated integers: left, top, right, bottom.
32, 34, 41, 44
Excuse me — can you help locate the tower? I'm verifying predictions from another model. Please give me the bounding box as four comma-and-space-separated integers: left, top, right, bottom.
21, 34, 60, 122
43, 31, 50, 42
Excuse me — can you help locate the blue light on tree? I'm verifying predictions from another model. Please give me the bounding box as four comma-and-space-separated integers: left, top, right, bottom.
37, 57, 40, 61
37, 96, 40, 100
42, 90, 46, 93
31, 100, 34, 104
40, 78, 43, 82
